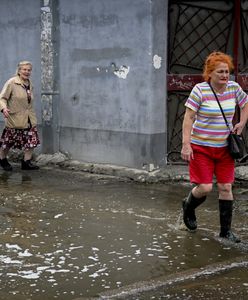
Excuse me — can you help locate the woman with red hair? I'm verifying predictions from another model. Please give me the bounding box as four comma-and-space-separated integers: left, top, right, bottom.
181, 51, 248, 243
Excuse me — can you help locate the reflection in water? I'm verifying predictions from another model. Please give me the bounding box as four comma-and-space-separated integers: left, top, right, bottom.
0, 171, 12, 183
0, 171, 32, 186
21, 173, 32, 183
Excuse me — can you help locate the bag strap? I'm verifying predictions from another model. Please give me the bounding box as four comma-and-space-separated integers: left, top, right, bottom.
209, 83, 231, 132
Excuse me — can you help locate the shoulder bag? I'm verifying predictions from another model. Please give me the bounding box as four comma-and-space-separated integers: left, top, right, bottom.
209, 83, 245, 159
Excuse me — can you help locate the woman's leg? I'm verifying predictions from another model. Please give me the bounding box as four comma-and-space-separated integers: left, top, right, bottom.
183, 144, 215, 230
23, 148, 33, 161
217, 183, 233, 200
183, 183, 212, 230
0, 147, 10, 159
217, 183, 240, 243
0, 147, 12, 171
21, 148, 39, 170
214, 147, 239, 242
192, 183, 213, 198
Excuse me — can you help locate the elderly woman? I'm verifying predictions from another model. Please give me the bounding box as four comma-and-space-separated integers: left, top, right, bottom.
181, 51, 248, 243
0, 61, 40, 171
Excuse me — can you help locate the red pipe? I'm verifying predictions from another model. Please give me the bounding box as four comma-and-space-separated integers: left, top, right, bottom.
233, 0, 241, 80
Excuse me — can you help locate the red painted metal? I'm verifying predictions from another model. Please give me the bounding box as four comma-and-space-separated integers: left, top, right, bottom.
237, 74, 248, 90
234, 0, 241, 80
167, 74, 203, 91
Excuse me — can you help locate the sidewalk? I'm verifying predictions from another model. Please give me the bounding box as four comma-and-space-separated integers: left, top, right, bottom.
34, 152, 248, 185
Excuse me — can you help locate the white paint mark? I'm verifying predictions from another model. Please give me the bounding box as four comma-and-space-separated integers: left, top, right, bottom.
114, 66, 130, 79
41, 6, 50, 13
44, 0, 49, 6
153, 55, 162, 69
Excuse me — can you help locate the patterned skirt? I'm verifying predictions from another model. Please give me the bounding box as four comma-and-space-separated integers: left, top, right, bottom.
0, 126, 40, 150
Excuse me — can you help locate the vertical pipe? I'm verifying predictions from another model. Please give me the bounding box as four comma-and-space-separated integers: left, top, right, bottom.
233, 0, 242, 127
233, 0, 241, 80
40, 0, 60, 153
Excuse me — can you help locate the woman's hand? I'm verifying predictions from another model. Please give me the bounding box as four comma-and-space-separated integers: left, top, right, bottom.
2, 108, 10, 118
181, 108, 196, 162
234, 102, 248, 135
232, 122, 245, 135
181, 143, 194, 162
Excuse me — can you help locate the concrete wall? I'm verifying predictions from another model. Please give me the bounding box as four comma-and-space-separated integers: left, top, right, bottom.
0, 0, 42, 125
58, 0, 168, 169
0, 0, 168, 170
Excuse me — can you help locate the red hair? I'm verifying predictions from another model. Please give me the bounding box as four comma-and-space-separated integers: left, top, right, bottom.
203, 51, 234, 82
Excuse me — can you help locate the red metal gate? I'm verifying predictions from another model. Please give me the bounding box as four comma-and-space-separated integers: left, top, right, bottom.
167, 0, 248, 163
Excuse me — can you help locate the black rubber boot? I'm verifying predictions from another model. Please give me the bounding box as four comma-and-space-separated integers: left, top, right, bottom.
219, 199, 240, 243
182, 191, 206, 230
21, 159, 39, 170
0, 158, 13, 171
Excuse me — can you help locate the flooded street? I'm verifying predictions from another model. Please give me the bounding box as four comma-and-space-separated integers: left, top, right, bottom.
0, 166, 247, 299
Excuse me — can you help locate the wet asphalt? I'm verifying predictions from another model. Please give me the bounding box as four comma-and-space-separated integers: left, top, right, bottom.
0, 165, 247, 300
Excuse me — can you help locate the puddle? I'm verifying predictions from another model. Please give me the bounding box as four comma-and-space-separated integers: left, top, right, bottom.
0, 168, 247, 299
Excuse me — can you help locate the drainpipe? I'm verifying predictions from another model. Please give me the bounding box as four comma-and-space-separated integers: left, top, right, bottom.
40, 0, 60, 153
233, 0, 241, 81
232, 0, 241, 125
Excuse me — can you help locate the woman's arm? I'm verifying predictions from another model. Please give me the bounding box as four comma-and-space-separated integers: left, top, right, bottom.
233, 103, 248, 135
0, 80, 12, 117
181, 107, 196, 161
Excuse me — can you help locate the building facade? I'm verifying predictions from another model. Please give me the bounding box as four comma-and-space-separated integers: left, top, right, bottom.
0, 0, 168, 170
0, 0, 247, 169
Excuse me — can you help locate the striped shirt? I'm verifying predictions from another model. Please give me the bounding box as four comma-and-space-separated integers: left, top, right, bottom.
185, 81, 248, 147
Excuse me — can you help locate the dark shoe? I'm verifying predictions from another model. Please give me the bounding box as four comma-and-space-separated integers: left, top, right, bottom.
219, 230, 241, 243
219, 199, 241, 243
182, 191, 206, 230
21, 159, 39, 170
0, 158, 13, 171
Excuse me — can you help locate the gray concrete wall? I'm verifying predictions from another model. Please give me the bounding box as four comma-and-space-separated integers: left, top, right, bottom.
0, 0, 168, 170
0, 0, 42, 125
58, 0, 168, 169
